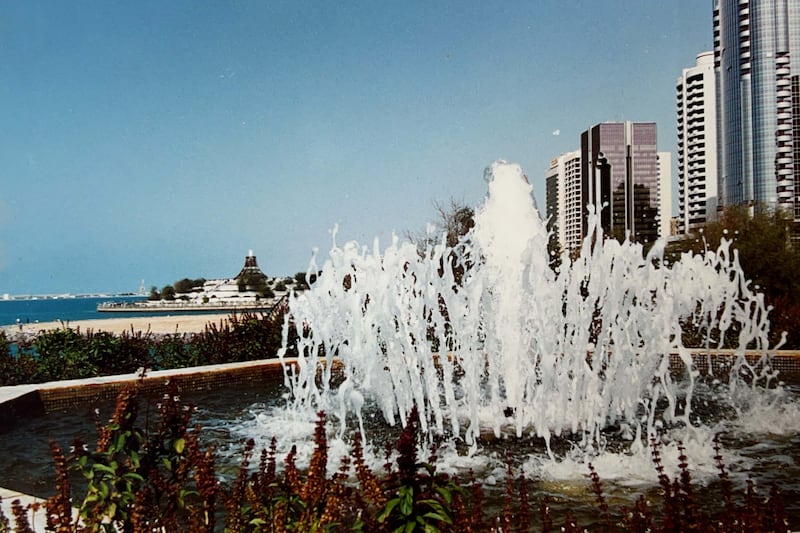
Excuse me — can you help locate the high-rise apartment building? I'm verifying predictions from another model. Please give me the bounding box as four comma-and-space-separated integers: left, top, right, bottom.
677, 51, 718, 234
713, 0, 800, 222
545, 150, 582, 251
580, 122, 661, 245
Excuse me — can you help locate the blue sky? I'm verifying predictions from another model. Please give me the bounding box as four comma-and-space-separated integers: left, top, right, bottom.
0, 1, 712, 295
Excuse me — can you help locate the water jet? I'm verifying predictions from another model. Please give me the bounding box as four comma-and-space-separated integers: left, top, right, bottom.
268, 160, 795, 480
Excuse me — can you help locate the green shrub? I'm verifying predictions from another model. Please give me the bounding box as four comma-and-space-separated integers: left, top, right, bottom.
44, 383, 217, 532
0, 331, 38, 387
189, 311, 294, 366
150, 334, 198, 370
1, 306, 295, 385
32, 327, 97, 382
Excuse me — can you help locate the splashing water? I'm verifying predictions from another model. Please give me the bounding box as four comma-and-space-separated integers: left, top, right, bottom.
276, 160, 781, 466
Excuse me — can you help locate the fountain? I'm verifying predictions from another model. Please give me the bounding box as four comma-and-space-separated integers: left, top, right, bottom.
2, 161, 799, 527
264, 160, 794, 482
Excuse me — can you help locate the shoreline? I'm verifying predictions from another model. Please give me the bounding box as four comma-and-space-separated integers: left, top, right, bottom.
1, 313, 234, 338
97, 301, 274, 313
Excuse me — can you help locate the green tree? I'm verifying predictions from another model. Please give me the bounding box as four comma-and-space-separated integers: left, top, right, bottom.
666, 206, 800, 348
174, 278, 192, 294
294, 271, 308, 289
162, 285, 176, 301
668, 206, 800, 298
237, 272, 269, 297
148, 286, 161, 301
165, 278, 206, 295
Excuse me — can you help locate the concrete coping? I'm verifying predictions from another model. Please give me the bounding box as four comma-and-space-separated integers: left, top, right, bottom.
0, 358, 290, 406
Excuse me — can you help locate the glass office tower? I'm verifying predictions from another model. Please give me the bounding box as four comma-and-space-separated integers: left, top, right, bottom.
580, 122, 660, 245
714, 0, 800, 218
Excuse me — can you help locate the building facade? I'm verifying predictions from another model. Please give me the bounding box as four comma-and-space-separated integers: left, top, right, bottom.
658, 151, 673, 239
580, 122, 661, 245
545, 150, 582, 251
713, 0, 800, 222
676, 51, 718, 234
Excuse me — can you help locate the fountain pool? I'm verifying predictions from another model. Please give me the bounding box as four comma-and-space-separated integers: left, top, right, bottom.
266, 160, 800, 509
2, 160, 799, 527
2, 376, 800, 527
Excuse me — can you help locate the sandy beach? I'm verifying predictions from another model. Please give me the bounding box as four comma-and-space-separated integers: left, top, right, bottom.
3, 313, 233, 336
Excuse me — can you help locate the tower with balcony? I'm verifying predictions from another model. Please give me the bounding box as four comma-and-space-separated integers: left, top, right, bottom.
677, 51, 718, 234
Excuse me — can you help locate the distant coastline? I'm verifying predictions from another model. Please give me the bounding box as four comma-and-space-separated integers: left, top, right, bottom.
1, 251, 296, 327
2, 292, 141, 302
97, 300, 273, 313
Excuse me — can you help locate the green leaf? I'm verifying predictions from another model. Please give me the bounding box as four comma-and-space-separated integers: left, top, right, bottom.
422, 521, 440, 533
421, 500, 450, 520
174, 437, 186, 454
122, 472, 145, 484
400, 486, 413, 516
435, 486, 453, 504
377, 498, 401, 522
93, 464, 116, 476
178, 488, 199, 505
112, 432, 126, 452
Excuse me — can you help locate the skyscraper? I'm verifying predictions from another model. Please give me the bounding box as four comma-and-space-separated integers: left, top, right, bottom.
580, 122, 661, 245
713, 0, 800, 221
657, 151, 674, 239
546, 123, 669, 252
677, 51, 718, 234
545, 150, 582, 251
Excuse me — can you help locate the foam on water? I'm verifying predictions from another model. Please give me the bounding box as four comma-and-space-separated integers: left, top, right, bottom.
728, 384, 800, 436
269, 160, 789, 479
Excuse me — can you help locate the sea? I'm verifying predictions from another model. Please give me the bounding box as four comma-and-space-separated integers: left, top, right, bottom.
0, 296, 146, 327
